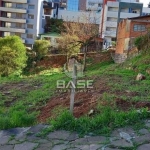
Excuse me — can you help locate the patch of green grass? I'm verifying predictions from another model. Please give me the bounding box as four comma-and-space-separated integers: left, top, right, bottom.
47, 107, 149, 136
0, 106, 36, 130
0, 75, 23, 84
86, 61, 114, 77
0, 71, 66, 130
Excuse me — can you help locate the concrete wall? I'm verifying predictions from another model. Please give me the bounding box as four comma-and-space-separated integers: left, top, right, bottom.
116, 19, 131, 54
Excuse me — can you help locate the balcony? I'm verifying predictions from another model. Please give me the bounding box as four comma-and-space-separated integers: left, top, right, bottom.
106, 21, 117, 27
107, 11, 118, 18
105, 31, 116, 37
0, 27, 26, 33
0, 7, 27, 13
0, 17, 26, 23
2, 0, 27, 3
120, 12, 140, 19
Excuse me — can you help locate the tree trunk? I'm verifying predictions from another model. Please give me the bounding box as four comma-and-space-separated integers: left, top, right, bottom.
83, 45, 87, 71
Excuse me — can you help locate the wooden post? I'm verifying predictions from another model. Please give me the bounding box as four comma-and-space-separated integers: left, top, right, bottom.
70, 60, 77, 115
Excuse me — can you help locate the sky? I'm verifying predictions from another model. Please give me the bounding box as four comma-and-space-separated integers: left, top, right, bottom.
140, 0, 150, 7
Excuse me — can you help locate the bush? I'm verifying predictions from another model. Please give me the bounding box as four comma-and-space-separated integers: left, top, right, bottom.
33, 40, 50, 60
134, 36, 143, 52
0, 36, 27, 76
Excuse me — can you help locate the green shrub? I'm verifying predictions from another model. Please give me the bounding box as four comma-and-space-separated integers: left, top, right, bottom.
0, 36, 27, 76
33, 40, 50, 60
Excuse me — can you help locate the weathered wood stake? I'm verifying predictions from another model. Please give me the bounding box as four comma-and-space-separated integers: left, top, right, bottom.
70, 60, 77, 114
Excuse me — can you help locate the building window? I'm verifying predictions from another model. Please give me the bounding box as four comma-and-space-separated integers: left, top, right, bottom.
28, 14, 34, 19
133, 25, 146, 31
4, 32, 10, 36
67, 0, 79, 11
112, 38, 116, 41
28, 5, 35, 9
98, 3, 101, 7
107, 17, 117, 22
88, 2, 95, 6
16, 23, 22, 28
27, 34, 33, 39
27, 24, 33, 29
16, 4, 23, 8
16, 13, 22, 19
132, 10, 137, 13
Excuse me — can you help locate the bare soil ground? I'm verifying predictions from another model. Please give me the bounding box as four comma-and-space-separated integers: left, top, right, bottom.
38, 76, 150, 122
1, 76, 150, 123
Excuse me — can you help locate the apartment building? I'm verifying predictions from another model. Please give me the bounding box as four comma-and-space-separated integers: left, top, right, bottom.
115, 15, 150, 63
99, 0, 143, 48
57, 0, 102, 24
0, 0, 43, 47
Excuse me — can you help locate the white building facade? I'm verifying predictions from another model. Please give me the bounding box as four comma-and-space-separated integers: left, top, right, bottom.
0, 0, 44, 47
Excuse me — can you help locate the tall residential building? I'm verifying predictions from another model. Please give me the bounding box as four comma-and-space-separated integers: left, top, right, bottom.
99, 0, 143, 48
0, 0, 44, 47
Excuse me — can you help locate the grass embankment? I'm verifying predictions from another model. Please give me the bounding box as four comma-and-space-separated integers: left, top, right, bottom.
0, 52, 150, 136
0, 69, 64, 129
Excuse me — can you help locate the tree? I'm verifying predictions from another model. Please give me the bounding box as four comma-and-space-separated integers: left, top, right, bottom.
58, 34, 81, 65
33, 40, 50, 60
0, 36, 27, 76
61, 13, 99, 71
44, 18, 64, 33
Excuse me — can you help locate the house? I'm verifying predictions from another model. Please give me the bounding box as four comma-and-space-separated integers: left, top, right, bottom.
115, 15, 150, 63
39, 32, 61, 53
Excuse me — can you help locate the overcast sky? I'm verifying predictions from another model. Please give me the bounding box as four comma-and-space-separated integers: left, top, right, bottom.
140, 0, 149, 7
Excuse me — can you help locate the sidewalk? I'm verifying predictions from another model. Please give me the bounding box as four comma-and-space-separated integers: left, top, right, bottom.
0, 120, 150, 150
